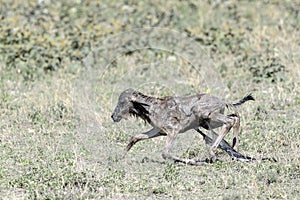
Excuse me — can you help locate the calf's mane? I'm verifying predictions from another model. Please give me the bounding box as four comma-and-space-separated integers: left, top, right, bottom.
129, 101, 151, 123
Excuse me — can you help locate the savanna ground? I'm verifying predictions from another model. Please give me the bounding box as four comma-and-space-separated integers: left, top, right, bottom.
1, 0, 300, 199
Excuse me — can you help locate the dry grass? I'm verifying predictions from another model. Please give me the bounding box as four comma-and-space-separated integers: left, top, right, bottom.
1, 0, 300, 199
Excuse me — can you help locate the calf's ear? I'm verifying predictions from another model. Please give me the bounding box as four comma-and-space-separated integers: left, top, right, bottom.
131, 95, 137, 101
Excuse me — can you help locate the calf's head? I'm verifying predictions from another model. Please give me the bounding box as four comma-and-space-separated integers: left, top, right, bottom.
111, 88, 135, 122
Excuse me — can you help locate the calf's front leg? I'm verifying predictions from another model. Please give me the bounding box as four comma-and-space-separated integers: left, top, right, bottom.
162, 131, 206, 166
124, 128, 165, 156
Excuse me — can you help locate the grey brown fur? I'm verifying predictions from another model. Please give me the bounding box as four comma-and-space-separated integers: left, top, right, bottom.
111, 88, 254, 165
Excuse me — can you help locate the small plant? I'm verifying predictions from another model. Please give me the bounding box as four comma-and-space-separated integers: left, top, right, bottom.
235, 53, 286, 83
249, 56, 286, 83
163, 163, 180, 183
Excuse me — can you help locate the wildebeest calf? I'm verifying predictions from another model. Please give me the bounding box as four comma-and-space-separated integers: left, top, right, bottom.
111, 88, 254, 165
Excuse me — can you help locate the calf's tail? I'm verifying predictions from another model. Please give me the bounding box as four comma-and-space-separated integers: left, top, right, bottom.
231, 93, 255, 107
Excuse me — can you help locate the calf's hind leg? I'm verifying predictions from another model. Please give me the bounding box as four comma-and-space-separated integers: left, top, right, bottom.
231, 114, 240, 151
209, 113, 237, 162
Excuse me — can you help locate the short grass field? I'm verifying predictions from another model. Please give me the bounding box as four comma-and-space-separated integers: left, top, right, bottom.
1, 1, 300, 199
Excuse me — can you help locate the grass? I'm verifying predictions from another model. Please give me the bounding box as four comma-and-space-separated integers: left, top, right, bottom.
1, 0, 300, 199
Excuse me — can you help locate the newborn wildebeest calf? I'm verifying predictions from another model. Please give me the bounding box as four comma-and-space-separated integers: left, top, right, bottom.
111, 88, 254, 165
